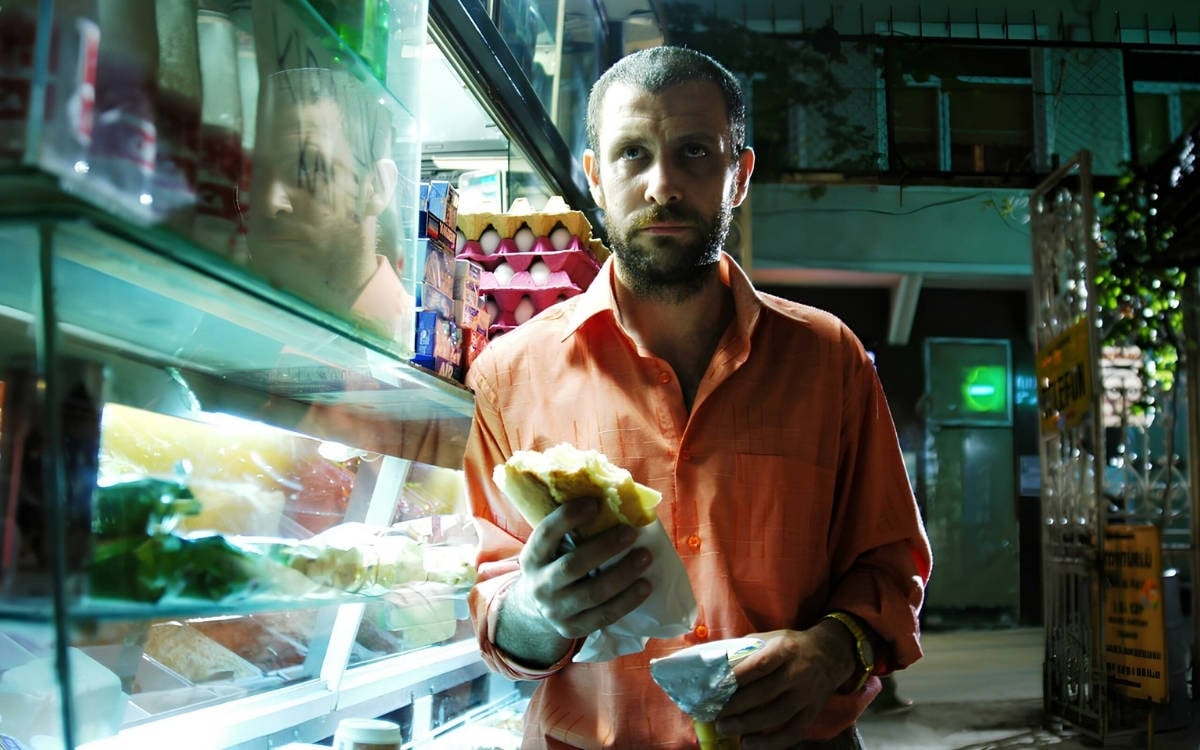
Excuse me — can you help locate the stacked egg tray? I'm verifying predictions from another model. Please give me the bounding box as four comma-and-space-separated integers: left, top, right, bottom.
456, 204, 607, 337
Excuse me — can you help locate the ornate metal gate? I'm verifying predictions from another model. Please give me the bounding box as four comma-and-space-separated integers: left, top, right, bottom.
1031, 150, 1195, 740
1030, 151, 1130, 740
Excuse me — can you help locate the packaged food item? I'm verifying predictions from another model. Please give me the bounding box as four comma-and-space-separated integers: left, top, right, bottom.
144, 620, 261, 683
332, 717, 401, 750
0, 646, 125, 745
0, 0, 100, 173
649, 637, 765, 749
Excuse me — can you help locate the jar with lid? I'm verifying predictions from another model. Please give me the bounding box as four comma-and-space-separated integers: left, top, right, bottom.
332, 718, 402, 750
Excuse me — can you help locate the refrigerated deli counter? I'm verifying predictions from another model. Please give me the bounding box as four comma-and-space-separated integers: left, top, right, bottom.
0, 0, 610, 746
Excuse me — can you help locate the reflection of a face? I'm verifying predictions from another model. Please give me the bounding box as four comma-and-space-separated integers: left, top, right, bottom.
248, 98, 374, 304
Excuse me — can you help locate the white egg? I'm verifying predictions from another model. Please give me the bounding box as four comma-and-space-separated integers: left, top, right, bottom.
492, 261, 515, 285
514, 295, 536, 324
529, 260, 551, 285
455, 230, 466, 252
514, 225, 536, 252
484, 298, 500, 321
549, 226, 571, 251
479, 227, 501, 254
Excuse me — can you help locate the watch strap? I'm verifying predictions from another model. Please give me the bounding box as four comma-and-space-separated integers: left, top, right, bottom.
823, 610, 875, 693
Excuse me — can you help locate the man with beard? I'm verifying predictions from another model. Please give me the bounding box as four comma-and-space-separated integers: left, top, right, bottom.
464, 46, 931, 749
246, 67, 413, 348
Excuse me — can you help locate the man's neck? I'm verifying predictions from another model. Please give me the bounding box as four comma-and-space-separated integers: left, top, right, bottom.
613, 264, 735, 408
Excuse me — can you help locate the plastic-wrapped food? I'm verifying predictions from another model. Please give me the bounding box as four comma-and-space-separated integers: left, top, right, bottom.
92, 475, 201, 539
189, 616, 307, 672
274, 523, 425, 594
144, 621, 261, 683
89, 532, 274, 603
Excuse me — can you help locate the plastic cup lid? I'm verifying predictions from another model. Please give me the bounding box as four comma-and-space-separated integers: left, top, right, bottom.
336, 718, 402, 742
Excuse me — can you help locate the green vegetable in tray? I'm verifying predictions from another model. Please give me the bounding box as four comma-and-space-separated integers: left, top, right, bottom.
89, 475, 267, 604
92, 476, 202, 539
89, 532, 262, 604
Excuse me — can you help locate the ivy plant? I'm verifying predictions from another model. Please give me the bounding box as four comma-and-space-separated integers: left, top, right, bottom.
1094, 163, 1190, 412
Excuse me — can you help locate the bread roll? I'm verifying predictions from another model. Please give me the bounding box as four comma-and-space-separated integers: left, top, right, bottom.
493, 443, 661, 538
144, 621, 261, 682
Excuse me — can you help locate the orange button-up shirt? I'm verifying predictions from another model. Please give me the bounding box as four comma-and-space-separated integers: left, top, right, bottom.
465, 254, 932, 749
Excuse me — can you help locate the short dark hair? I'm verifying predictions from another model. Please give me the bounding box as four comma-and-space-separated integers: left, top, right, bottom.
586, 45, 747, 159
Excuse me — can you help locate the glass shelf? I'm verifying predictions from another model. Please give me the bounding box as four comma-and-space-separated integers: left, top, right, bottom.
0, 172, 474, 467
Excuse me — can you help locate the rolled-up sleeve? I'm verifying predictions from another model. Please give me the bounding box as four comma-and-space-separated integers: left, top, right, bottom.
826, 343, 932, 670
464, 362, 582, 680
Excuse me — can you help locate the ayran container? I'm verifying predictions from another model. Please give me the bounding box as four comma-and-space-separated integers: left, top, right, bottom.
332, 717, 402, 750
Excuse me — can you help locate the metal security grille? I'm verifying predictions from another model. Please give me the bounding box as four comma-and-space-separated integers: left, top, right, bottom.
787, 42, 883, 172
1031, 48, 1129, 176
1030, 151, 1139, 741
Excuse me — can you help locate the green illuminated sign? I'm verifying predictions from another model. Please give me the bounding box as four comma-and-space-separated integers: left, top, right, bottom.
963, 365, 1007, 413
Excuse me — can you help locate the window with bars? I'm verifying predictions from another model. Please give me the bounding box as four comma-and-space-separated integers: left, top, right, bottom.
884, 45, 1035, 175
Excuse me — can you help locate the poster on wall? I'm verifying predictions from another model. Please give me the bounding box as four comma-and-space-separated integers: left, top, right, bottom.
1102, 524, 1169, 702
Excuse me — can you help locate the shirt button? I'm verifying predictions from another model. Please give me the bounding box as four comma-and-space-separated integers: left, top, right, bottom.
687, 534, 701, 551
657, 371, 672, 384
694, 624, 709, 640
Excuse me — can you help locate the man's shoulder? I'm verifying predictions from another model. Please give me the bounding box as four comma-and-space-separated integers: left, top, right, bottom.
468, 299, 580, 381
757, 290, 850, 338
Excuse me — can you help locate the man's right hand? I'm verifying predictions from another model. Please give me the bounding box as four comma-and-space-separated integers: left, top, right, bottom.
494, 497, 654, 668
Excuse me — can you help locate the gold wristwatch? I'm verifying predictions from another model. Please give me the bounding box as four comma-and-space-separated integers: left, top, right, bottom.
823, 611, 876, 693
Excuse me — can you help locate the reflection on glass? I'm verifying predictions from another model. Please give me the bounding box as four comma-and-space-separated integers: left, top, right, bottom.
245, 67, 414, 350
490, 0, 605, 159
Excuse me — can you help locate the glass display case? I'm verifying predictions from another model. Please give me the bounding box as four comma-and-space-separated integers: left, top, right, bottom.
0, 0, 592, 747
487, 0, 605, 159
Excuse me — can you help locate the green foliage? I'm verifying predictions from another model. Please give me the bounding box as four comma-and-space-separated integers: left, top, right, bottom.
1095, 164, 1189, 408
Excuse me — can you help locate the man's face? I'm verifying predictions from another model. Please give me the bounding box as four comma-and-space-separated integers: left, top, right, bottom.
247, 99, 367, 271
584, 80, 753, 298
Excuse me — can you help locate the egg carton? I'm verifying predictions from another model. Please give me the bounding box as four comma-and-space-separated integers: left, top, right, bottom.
458, 230, 584, 259
456, 196, 595, 247
483, 282, 579, 325
462, 244, 601, 290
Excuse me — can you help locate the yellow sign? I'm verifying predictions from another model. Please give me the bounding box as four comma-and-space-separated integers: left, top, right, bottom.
1036, 319, 1092, 433
1103, 525, 1168, 702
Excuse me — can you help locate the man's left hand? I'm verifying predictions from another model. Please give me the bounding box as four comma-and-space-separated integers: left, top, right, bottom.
714, 625, 855, 749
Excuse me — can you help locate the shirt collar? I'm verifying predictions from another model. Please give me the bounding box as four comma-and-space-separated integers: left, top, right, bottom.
560, 251, 762, 343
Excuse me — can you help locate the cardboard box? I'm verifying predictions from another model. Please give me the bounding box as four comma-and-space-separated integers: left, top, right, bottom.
426, 180, 459, 229
416, 284, 454, 319
454, 301, 480, 330
418, 210, 456, 254
419, 238, 455, 298
462, 325, 490, 371
413, 310, 460, 379
454, 258, 483, 308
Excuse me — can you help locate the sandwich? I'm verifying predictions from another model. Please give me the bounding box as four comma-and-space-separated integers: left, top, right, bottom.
492, 443, 661, 538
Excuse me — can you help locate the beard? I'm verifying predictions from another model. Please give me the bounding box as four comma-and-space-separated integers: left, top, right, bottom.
606, 199, 733, 303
